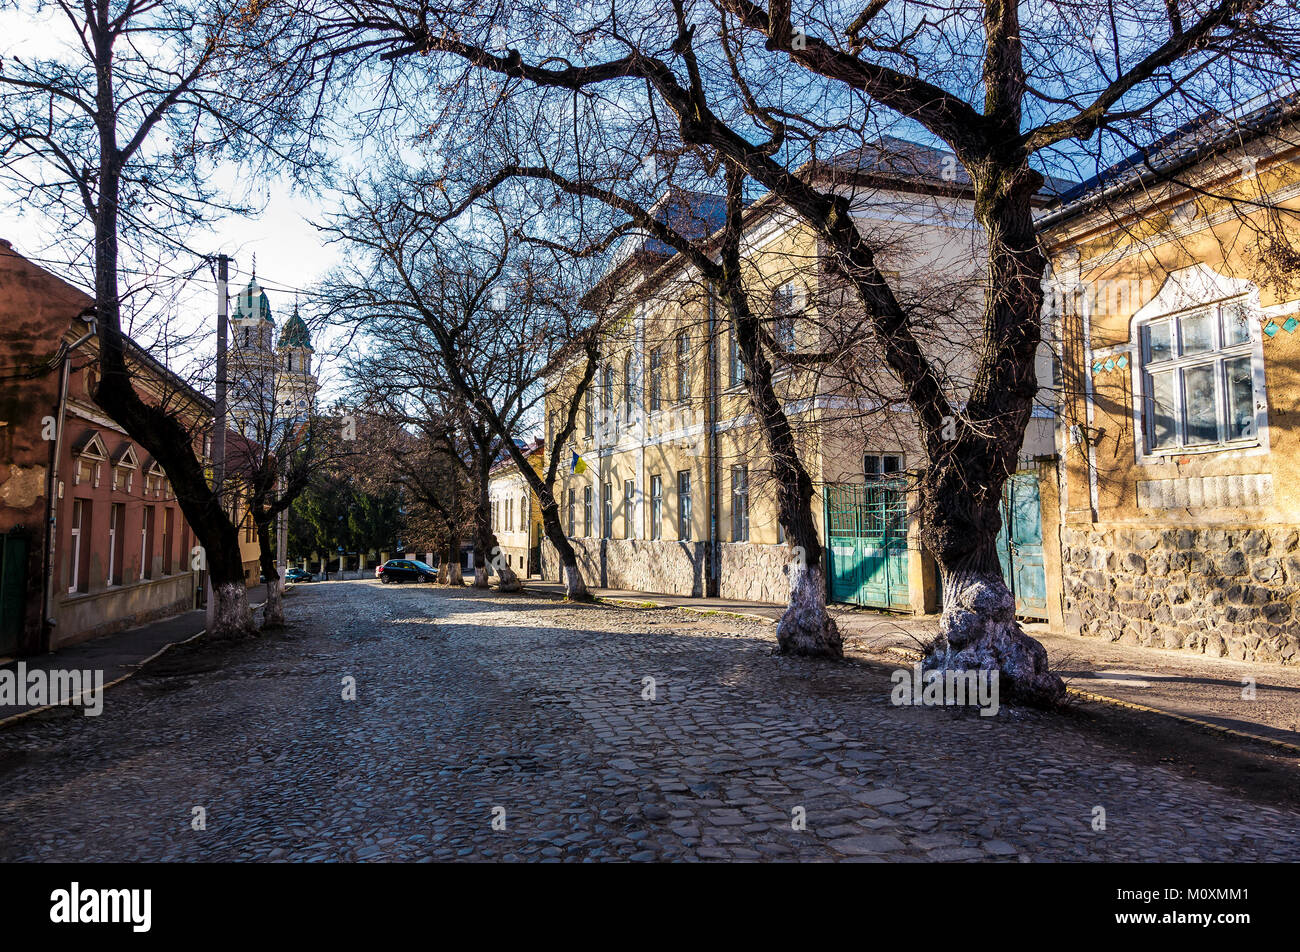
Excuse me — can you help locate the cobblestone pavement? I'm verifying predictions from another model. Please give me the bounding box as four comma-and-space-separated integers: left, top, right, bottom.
2, 581, 1298, 862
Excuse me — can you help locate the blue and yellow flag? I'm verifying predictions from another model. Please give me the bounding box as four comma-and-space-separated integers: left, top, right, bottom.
571, 451, 588, 475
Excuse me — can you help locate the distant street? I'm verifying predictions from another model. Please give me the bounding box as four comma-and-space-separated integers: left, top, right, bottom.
1, 581, 1298, 862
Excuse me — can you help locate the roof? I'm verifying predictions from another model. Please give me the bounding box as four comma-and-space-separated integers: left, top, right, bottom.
825, 135, 1075, 198
279, 306, 313, 350
1043, 85, 1300, 226
490, 436, 544, 476
233, 276, 274, 325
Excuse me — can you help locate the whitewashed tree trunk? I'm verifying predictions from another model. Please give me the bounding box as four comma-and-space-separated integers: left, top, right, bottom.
447, 560, 464, 585
496, 563, 520, 592
210, 581, 256, 639
563, 563, 588, 599
474, 565, 489, 587
777, 562, 842, 657
924, 567, 1063, 707
262, 579, 284, 627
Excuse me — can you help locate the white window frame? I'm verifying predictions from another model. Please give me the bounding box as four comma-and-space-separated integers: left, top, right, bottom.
650, 474, 662, 540
68, 499, 83, 594
731, 465, 749, 542
677, 470, 692, 541
865, 453, 904, 479
1127, 275, 1268, 461
107, 503, 118, 586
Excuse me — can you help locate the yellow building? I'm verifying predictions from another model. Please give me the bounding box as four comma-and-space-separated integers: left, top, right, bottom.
488, 437, 544, 578
1041, 91, 1300, 663
543, 142, 1059, 613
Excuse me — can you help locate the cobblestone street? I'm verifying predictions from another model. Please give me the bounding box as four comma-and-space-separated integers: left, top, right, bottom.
2, 580, 1299, 862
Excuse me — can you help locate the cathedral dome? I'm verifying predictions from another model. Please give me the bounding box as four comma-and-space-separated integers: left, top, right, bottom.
278, 306, 313, 351
233, 277, 274, 324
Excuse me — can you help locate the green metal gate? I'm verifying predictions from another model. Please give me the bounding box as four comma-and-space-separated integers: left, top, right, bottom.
996, 471, 1048, 620
0, 531, 28, 656
824, 482, 910, 610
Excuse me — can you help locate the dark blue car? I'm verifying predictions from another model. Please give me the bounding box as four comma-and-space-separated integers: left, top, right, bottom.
378, 559, 437, 584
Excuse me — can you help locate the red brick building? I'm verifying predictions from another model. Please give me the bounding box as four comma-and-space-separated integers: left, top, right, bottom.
0, 241, 212, 655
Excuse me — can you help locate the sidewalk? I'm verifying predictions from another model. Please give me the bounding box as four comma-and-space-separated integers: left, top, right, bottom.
1, 588, 267, 724
519, 580, 1300, 751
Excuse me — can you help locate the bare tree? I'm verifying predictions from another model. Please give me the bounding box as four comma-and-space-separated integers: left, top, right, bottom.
324, 188, 605, 597
0, 0, 320, 637
297, 0, 1300, 704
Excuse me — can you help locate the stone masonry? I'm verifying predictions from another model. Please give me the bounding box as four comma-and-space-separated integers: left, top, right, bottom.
541, 538, 795, 604
1061, 524, 1300, 665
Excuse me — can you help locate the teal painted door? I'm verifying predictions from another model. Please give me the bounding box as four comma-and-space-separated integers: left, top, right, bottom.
998, 473, 1047, 620
0, 533, 27, 656
824, 483, 909, 610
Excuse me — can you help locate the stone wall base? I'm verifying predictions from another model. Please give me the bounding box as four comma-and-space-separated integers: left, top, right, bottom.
719, 542, 792, 604
1062, 524, 1300, 665
540, 538, 794, 604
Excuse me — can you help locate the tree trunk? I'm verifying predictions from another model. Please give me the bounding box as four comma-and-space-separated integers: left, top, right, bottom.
915, 167, 1064, 707
445, 532, 464, 585
924, 534, 1062, 708
87, 129, 254, 640
210, 580, 256, 639
719, 165, 841, 657
538, 497, 587, 599
256, 519, 283, 628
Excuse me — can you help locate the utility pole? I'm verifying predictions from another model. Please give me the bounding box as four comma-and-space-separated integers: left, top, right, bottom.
206, 253, 230, 631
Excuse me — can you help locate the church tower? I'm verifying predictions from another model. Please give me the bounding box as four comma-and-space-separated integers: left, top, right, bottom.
228, 272, 277, 438
276, 302, 318, 418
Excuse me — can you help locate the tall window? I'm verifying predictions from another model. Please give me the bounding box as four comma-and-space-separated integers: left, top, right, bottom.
731, 465, 749, 542
583, 485, 593, 536
677, 470, 692, 541
624, 479, 636, 539
773, 282, 798, 352
566, 489, 575, 537
1141, 299, 1258, 452
650, 475, 663, 540
108, 503, 124, 586
68, 499, 84, 593
676, 333, 689, 403
141, 506, 155, 580
623, 352, 635, 419
729, 330, 747, 387
649, 348, 662, 412
602, 364, 614, 413
162, 508, 174, 575
584, 385, 594, 439
602, 481, 613, 538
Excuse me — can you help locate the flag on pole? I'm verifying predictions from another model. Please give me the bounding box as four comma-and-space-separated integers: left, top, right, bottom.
571, 451, 588, 475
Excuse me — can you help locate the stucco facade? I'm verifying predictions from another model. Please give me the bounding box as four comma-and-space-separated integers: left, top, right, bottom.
1042, 102, 1300, 664
0, 242, 213, 654
543, 151, 1058, 610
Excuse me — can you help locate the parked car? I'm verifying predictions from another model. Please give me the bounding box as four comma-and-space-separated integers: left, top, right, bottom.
286, 568, 315, 583
377, 559, 437, 584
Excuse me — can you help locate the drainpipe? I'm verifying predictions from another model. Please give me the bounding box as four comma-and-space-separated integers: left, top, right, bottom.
706, 292, 720, 597
41, 315, 97, 651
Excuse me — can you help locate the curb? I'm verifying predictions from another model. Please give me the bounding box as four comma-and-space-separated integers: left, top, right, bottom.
519, 585, 778, 626
0, 598, 268, 730
883, 645, 1300, 755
